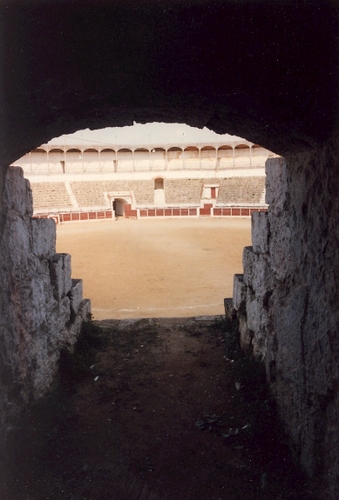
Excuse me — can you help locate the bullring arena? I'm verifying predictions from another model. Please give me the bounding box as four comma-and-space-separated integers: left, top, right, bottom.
13, 128, 273, 319
55, 217, 252, 320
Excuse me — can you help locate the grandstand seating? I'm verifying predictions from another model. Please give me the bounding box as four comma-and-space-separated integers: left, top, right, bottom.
217, 177, 265, 205
165, 179, 203, 204
30, 182, 73, 212
29, 177, 266, 214
70, 180, 154, 207
70, 181, 108, 207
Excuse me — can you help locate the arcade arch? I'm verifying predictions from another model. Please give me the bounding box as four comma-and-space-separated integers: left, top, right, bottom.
100, 148, 117, 172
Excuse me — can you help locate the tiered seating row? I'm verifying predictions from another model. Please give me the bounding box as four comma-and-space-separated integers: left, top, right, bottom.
218, 177, 265, 205
30, 177, 266, 214
30, 182, 73, 211
70, 180, 154, 207
165, 179, 203, 204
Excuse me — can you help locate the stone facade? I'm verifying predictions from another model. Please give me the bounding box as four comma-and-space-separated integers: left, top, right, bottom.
229, 140, 339, 496
0, 166, 90, 451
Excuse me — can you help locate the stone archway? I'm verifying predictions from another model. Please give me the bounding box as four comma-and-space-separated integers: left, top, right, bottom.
2, 2, 339, 496
2, 1, 338, 168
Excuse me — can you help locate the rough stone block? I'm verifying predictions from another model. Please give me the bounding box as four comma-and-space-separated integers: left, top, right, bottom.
50, 296, 71, 338
246, 296, 261, 334
252, 330, 267, 359
61, 299, 92, 349
253, 256, 273, 297
6, 213, 31, 268
238, 314, 252, 351
242, 246, 255, 286
245, 288, 269, 360
31, 218, 56, 258
69, 279, 83, 315
265, 157, 288, 208
252, 211, 269, 254
233, 274, 246, 310
4, 166, 33, 217
224, 298, 236, 321
50, 253, 72, 300
268, 212, 293, 282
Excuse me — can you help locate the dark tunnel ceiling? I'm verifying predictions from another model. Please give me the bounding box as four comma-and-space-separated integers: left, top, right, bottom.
2, 0, 339, 164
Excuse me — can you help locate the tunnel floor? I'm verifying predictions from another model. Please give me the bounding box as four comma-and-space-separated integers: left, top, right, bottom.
8, 317, 313, 499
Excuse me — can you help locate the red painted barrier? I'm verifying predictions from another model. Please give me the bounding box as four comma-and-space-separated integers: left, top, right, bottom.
34, 206, 267, 222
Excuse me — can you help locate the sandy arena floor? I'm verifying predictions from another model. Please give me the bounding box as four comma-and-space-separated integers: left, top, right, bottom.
56, 217, 252, 320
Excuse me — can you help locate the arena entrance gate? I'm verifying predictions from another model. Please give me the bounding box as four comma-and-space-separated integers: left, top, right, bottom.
112, 198, 128, 218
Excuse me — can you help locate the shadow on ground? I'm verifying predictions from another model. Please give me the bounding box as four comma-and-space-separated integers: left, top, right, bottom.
4, 316, 315, 499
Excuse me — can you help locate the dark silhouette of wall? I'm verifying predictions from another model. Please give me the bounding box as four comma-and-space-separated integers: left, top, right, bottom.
1, 0, 338, 166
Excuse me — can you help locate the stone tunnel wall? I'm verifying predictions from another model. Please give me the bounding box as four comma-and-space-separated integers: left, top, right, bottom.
229, 137, 339, 497
0, 166, 90, 452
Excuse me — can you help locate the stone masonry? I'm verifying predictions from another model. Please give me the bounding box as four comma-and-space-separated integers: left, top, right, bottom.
0, 167, 90, 452
228, 141, 339, 497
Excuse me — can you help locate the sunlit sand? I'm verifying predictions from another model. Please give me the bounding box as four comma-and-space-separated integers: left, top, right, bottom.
56, 217, 252, 320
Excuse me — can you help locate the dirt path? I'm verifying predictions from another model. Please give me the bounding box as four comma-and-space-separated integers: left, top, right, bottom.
6, 317, 312, 500
3, 219, 314, 499
56, 217, 252, 320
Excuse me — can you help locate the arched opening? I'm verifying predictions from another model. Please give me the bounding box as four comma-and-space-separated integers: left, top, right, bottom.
154, 177, 164, 190
117, 147, 133, 172
153, 176, 165, 205
117, 148, 133, 153
82, 148, 99, 173
200, 145, 217, 169
134, 147, 150, 171
29, 147, 49, 174
183, 146, 200, 169
217, 145, 233, 169
100, 148, 117, 172
37, 123, 258, 320
234, 143, 251, 167
112, 197, 127, 217
151, 147, 166, 170
167, 146, 183, 170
